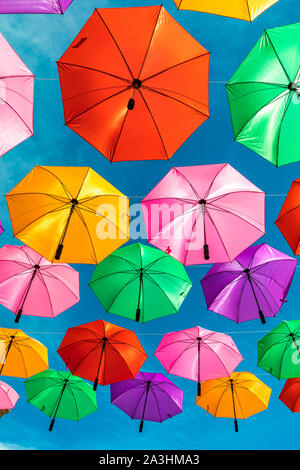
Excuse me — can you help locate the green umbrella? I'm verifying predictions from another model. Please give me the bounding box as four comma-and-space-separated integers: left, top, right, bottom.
89, 243, 192, 323
25, 370, 97, 431
257, 320, 300, 379
226, 22, 300, 167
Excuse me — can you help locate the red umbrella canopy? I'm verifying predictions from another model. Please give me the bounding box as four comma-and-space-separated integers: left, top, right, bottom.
57, 319, 147, 390
279, 379, 300, 412
57, 5, 209, 162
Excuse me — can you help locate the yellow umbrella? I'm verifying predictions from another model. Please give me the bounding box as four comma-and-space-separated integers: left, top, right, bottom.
0, 327, 48, 378
174, 0, 278, 21
6, 166, 129, 264
196, 372, 271, 432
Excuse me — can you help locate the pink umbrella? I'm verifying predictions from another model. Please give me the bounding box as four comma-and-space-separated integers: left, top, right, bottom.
0, 245, 79, 323
0, 33, 34, 158
154, 326, 243, 396
0, 1, 73, 13
0, 380, 19, 409
141, 164, 265, 265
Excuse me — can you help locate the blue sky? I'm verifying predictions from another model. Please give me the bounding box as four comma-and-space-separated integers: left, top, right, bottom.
0, 0, 299, 451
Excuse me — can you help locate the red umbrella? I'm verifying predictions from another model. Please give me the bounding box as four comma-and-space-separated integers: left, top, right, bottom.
57, 319, 147, 390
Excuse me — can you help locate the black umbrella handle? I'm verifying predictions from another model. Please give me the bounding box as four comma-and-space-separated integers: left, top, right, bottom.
15, 309, 22, 323
197, 382, 201, 396
55, 244, 64, 260
234, 418, 238, 433
204, 244, 209, 260
258, 310, 266, 324
49, 418, 55, 432
139, 420, 144, 433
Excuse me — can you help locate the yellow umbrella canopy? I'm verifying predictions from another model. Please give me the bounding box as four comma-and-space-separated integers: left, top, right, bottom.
0, 327, 48, 378
5, 166, 129, 264
173, 0, 278, 21
196, 372, 271, 432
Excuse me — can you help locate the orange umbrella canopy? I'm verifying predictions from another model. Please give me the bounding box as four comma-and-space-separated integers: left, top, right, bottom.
57, 5, 209, 162
5, 166, 129, 264
0, 327, 48, 378
196, 372, 271, 432
173, 0, 278, 22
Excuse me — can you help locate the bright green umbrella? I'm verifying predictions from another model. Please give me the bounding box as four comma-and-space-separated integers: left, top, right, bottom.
226, 22, 300, 167
257, 320, 300, 379
89, 243, 192, 323
25, 370, 97, 431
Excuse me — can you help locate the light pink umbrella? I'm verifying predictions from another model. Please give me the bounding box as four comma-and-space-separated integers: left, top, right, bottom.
0, 379, 19, 409
154, 326, 243, 396
0, 245, 79, 323
141, 164, 265, 265
0, 33, 34, 157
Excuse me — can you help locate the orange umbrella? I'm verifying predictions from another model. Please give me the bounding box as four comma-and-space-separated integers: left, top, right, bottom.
0, 327, 48, 378
57, 5, 209, 162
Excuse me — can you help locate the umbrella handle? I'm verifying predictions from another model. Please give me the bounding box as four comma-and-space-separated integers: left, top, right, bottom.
258, 310, 266, 324
128, 98, 135, 110
197, 382, 201, 396
139, 420, 144, 433
136, 308, 141, 323
93, 378, 98, 391
234, 419, 238, 433
49, 418, 55, 432
15, 309, 22, 323
204, 244, 209, 260
55, 244, 64, 260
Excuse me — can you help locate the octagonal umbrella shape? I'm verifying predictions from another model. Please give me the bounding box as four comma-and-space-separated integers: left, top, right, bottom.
0, 33, 34, 157
227, 22, 300, 167
57, 5, 209, 162
0, 1, 73, 13
275, 179, 300, 255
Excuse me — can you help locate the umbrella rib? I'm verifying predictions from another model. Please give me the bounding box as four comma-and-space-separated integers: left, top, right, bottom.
170, 167, 200, 199
137, 89, 169, 159
142, 52, 210, 85
38, 167, 73, 199
66, 383, 80, 421
71, 207, 98, 263
252, 269, 286, 291
109, 104, 130, 162
204, 165, 227, 200
183, 206, 202, 265
95, 10, 134, 81
0, 97, 32, 135
207, 189, 263, 206
265, 30, 291, 83
143, 272, 179, 312
6, 192, 68, 204
236, 276, 248, 323
148, 204, 198, 241
65, 86, 131, 126
56, 0, 63, 14
151, 387, 163, 423
144, 85, 208, 109
227, 80, 288, 88
108, 253, 139, 270
105, 273, 139, 312
1, 86, 33, 105
10, 340, 29, 377
166, 342, 197, 373
39, 272, 79, 301
107, 342, 137, 377
208, 202, 264, 231
232, 387, 245, 419
132, 388, 147, 420
36, 272, 55, 318
275, 92, 292, 166
205, 209, 232, 261
57, 61, 131, 85
214, 384, 231, 417
75, 168, 90, 200
147, 269, 191, 285
137, 5, 163, 79
250, 276, 278, 314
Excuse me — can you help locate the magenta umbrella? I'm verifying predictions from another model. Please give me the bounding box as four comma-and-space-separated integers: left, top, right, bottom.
0, 245, 79, 323
141, 164, 265, 265
0, 380, 19, 410
154, 326, 243, 396
0, 33, 34, 157
111, 372, 183, 433
0, 1, 73, 13
201, 243, 297, 324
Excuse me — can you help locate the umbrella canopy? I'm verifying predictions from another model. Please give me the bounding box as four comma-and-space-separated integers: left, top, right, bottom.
57, 319, 147, 390
111, 371, 183, 432
0, 1, 73, 13
5, 166, 129, 264
141, 164, 265, 265
279, 378, 300, 412
201, 243, 296, 324
57, 5, 209, 162
258, 320, 300, 379
89, 243, 192, 323
0, 221, 3, 236
25, 370, 97, 431
275, 179, 300, 255
196, 372, 271, 432
173, 0, 278, 21
0, 33, 33, 158
154, 326, 243, 396
226, 22, 300, 167
0, 244, 79, 323
0, 327, 48, 378
0, 380, 19, 409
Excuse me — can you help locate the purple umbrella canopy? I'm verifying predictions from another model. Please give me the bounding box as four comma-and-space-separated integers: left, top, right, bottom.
110, 372, 183, 433
0, 0, 73, 13
201, 244, 297, 324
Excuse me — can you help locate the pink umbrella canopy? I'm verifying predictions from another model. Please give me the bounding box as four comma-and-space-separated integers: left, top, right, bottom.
0, 245, 79, 323
0, 380, 19, 409
154, 326, 243, 396
0, 1, 73, 13
0, 33, 34, 157
141, 164, 265, 265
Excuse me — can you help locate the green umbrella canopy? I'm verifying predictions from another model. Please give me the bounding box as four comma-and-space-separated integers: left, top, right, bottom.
257, 320, 300, 379
25, 370, 97, 431
89, 243, 192, 323
226, 22, 300, 167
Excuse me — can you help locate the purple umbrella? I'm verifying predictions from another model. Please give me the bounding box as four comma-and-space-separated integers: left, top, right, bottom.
201, 243, 297, 324
110, 372, 183, 433
0, 1, 73, 14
